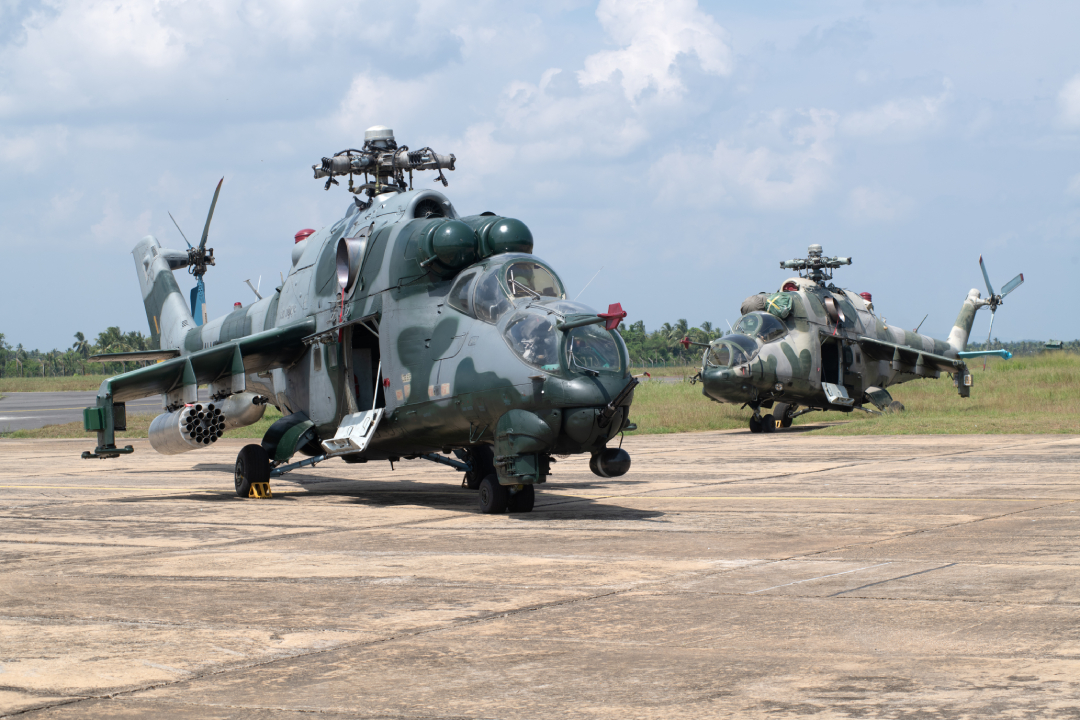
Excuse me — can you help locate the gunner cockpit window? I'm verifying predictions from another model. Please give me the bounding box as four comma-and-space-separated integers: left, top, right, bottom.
733, 312, 787, 343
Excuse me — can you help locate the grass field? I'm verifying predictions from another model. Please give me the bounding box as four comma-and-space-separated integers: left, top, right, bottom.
4, 353, 1077, 440
0, 376, 107, 392
627, 352, 1080, 435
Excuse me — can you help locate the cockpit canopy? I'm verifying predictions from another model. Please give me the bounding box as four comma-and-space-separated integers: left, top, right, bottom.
503, 300, 624, 376
447, 254, 565, 325
732, 312, 787, 343
705, 334, 758, 368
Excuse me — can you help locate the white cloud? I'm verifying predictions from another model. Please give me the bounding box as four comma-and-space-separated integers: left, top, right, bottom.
654, 109, 837, 210
841, 79, 952, 138
1058, 74, 1080, 126
90, 196, 152, 246
335, 73, 436, 134
578, 0, 731, 103
843, 186, 914, 223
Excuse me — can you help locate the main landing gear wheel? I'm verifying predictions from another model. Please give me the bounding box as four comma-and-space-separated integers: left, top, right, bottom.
773, 403, 794, 428
508, 484, 535, 513
761, 414, 776, 433
478, 474, 508, 514
235, 444, 270, 498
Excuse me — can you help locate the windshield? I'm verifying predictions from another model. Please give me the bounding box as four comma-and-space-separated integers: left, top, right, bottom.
505, 314, 560, 371
506, 261, 564, 299
567, 324, 622, 374
733, 312, 787, 343
447, 270, 478, 315
706, 335, 758, 367
473, 271, 511, 324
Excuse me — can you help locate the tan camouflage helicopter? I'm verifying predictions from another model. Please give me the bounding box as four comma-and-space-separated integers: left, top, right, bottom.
683, 244, 1023, 432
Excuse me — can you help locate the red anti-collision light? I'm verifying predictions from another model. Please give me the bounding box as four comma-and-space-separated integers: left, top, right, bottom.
234, 302, 242, 309
859, 292, 872, 302
598, 302, 627, 331
782, 281, 798, 292
294, 228, 315, 243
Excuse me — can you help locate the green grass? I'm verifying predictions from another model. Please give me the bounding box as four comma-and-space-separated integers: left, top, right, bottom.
4, 353, 1078, 439
625, 352, 1080, 435
0, 376, 107, 392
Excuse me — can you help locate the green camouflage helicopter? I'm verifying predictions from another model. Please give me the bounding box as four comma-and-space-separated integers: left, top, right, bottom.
82, 126, 638, 513
683, 244, 1023, 432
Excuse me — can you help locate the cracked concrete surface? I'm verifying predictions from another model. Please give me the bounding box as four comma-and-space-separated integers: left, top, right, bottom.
0, 432, 1078, 718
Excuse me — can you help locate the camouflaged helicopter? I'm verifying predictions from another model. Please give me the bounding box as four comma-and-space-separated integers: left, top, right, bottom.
682, 244, 1023, 432
81, 125, 638, 513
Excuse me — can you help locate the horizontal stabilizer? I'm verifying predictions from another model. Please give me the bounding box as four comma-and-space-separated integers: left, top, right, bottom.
89, 350, 181, 363
958, 349, 1013, 360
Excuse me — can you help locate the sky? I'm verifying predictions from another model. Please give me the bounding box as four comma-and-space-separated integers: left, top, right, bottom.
2, 0, 1078, 351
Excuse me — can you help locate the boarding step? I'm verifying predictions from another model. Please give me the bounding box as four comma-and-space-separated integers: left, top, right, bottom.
321, 408, 384, 455
823, 382, 854, 407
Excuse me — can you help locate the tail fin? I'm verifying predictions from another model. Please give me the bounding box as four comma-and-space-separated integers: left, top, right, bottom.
132, 236, 195, 350
946, 288, 983, 355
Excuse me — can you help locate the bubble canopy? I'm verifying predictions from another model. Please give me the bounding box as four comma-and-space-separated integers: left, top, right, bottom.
503, 300, 626, 376
447, 254, 566, 325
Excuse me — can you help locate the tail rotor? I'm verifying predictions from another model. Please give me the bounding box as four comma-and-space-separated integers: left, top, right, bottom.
185, 179, 222, 325
977, 255, 1024, 369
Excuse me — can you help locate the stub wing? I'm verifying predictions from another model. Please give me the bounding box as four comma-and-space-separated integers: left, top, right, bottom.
857, 335, 969, 379
83, 319, 315, 457
857, 336, 972, 398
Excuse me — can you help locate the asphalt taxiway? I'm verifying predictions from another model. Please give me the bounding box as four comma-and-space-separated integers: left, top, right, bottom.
1, 432, 1078, 718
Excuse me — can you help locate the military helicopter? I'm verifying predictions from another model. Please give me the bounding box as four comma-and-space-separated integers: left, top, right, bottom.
81, 125, 638, 513
682, 244, 1023, 433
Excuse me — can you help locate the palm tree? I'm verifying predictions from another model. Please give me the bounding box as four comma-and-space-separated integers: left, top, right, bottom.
72, 332, 91, 374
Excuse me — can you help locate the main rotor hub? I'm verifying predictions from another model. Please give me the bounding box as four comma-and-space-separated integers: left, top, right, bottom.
312, 124, 456, 198
779, 244, 852, 285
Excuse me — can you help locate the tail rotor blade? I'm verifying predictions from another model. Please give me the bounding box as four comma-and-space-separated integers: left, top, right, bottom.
1000, 273, 1024, 297
198, 178, 224, 252
979, 255, 995, 298
169, 212, 193, 249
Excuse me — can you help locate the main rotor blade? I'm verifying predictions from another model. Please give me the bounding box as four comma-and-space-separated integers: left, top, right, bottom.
979, 255, 995, 298
1000, 273, 1024, 297
198, 178, 224, 253
169, 211, 192, 249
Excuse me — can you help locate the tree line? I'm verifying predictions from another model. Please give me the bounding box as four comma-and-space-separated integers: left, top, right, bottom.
0, 323, 1072, 379
0, 328, 157, 378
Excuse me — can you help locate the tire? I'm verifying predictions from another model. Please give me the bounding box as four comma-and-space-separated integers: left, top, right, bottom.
463, 445, 494, 490
888, 400, 905, 413
761, 414, 776, 433
773, 403, 794, 428
478, 474, 508, 514
507, 484, 535, 513
748, 416, 763, 434
235, 444, 270, 498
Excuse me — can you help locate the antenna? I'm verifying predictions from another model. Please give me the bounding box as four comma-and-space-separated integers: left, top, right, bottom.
575, 266, 604, 300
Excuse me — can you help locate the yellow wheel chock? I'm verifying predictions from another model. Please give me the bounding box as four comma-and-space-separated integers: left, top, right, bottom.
248, 482, 272, 499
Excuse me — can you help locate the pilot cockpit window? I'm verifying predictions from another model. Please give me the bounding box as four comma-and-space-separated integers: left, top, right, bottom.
706, 345, 730, 367
473, 271, 511, 324
732, 312, 787, 343
505, 262, 564, 299
505, 313, 560, 371
566, 324, 621, 374
447, 270, 477, 315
